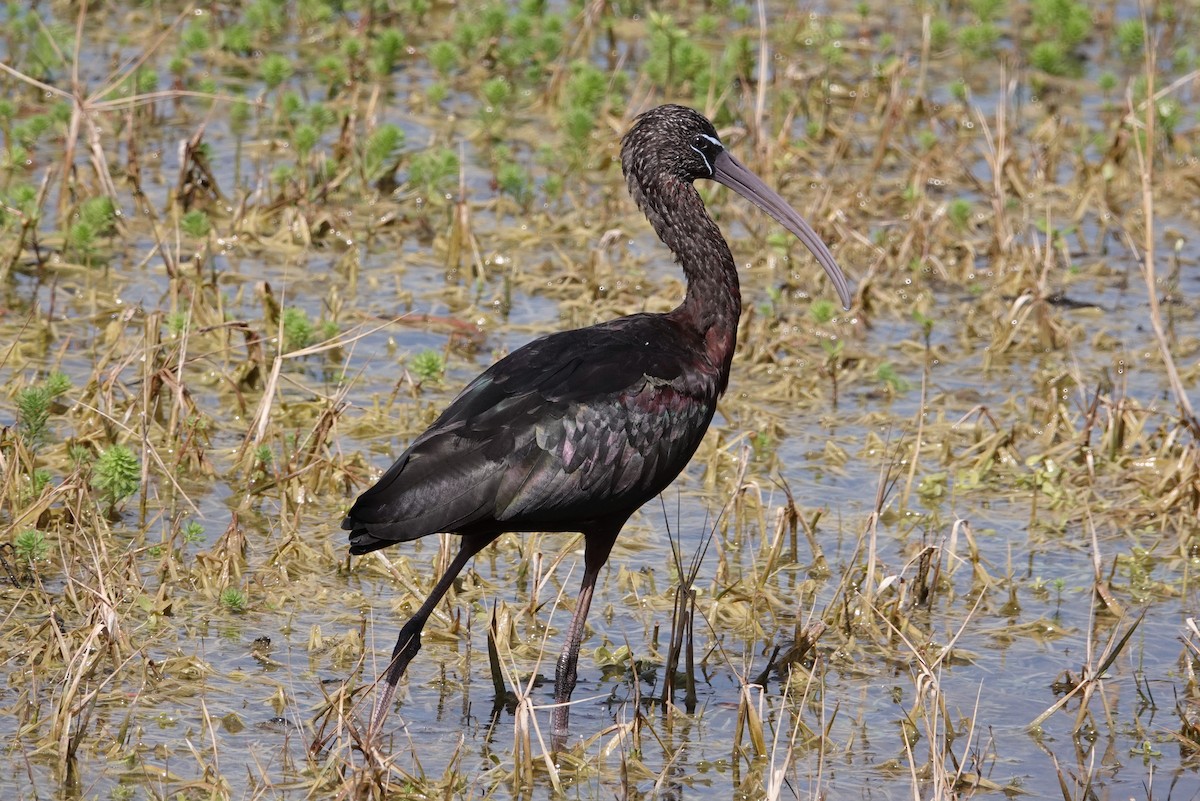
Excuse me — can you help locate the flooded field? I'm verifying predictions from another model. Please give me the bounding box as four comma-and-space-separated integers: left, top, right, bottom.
2, 0, 1199, 798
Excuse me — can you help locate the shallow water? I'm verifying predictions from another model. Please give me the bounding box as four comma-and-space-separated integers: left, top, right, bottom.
2, 1, 1199, 799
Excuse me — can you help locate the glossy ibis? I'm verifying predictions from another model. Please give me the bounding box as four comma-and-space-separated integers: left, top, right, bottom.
344, 104, 851, 743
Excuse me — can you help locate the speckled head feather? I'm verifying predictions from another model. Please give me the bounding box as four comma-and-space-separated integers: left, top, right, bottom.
621, 104, 725, 195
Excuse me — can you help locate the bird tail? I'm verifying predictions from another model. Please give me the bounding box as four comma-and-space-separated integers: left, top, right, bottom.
341, 518, 419, 555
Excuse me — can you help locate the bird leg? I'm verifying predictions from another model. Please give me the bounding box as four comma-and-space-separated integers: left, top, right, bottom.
366, 532, 496, 740
550, 524, 620, 747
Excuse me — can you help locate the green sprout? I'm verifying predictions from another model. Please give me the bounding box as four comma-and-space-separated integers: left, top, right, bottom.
180, 209, 210, 238
408, 147, 459, 199
222, 24, 253, 55
372, 28, 406, 76
282, 307, 313, 350
295, 124, 318, 158
410, 350, 444, 384
1116, 20, 1143, 60
93, 444, 141, 508
1031, 0, 1092, 50
929, 17, 951, 51
497, 161, 532, 207
428, 41, 459, 76
364, 123, 405, 182
876, 362, 911, 394
810, 298, 837, 324
81, 196, 117, 232
15, 385, 52, 447
221, 587, 247, 613
958, 23, 999, 54
45, 371, 70, 397
260, 54, 293, 90
1030, 41, 1070, 76
182, 521, 205, 545
14, 529, 50, 562
947, 198, 972, 230
480, 76, 511, 108
181, 23, 210, 52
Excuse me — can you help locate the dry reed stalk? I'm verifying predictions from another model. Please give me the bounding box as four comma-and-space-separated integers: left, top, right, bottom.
1126, 8, 1198, 436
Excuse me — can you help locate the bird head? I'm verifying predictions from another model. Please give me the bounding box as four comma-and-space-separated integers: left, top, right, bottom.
620, 104, 853, 310
621, 104, 726, 184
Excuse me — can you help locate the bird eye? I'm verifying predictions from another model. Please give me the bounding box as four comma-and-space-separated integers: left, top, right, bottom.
688, 134, 717, 176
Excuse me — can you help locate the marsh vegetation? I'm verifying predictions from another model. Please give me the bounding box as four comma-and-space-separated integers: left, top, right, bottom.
1, 0, 1198, 798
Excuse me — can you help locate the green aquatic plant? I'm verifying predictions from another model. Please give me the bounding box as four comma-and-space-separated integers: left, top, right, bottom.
15, 373, 71, 449
45, 372, 70, 397
1116, 19, 1144, 61
167, 312, 189, 338
260, 53, 293, 90
565, 61, 607, 112
66, 196, 117, 263
930, 16, 951, 51
876, 362, 911, 394
181, 22, 210, 53
14, 529, 50, 563
294, 124, 319, 158
428, 41, 459, 76
969, 0, 1005, 21
363, 123, 405, 183
81, 196, 117, 233
93, 444, 141, 509
958, 22, 1000, 55
180, 209, 210, 238
315, 54, 347, 91
947, 198, 973, 230
15, 386, 52, 447
408, 147, 459, 200
222, 23, 254, 55
1030, 0, 1092, 50
372, 28, 406, 77
497, 160, 532, 208
282, 307, 314, 350
645, 13, 708, 93
410, 350, 444, 384
221, 587, 248, 613
1030, 40, 1071, 76
182, 521, 205, 545
810, 298, 837, 324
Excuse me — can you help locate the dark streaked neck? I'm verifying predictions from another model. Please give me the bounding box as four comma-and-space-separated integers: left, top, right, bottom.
627, 173, 742, 355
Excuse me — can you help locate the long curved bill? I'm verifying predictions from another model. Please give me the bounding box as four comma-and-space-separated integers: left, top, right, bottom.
711, 150, 852, 310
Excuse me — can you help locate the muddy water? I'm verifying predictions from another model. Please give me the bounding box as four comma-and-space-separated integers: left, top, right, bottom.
2, 1, 1199, 799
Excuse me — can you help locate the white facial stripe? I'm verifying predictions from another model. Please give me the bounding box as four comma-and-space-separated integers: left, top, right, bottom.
691, 134, 723, 176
